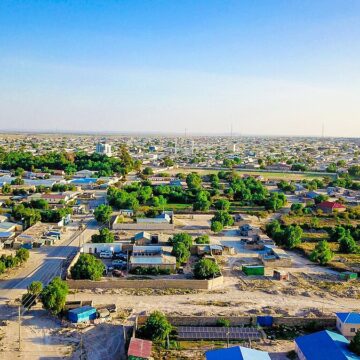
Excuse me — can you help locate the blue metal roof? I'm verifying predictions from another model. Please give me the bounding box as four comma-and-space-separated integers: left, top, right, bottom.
295, 330, 359, 360
336, 313, 360, 324
68, 305, 96, 315
206, 346, 271, 360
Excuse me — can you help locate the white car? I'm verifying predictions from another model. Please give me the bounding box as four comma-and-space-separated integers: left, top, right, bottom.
99, 251, 112, 259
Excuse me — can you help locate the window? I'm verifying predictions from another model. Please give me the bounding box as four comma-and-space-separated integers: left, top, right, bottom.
351, 328, 356, 333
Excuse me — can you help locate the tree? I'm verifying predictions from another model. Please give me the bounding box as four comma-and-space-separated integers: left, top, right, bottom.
0, 261, 6, 274
310, 240, 333, 265
170, 233, 193, 248
290, 203, 303, 215
94, 204, 112, 224
193, 191, 211, 211
194, 258, 220, 279
348, 165, 360, 178
283, 225, 303, 249
349, 330, 360, 355
339, 236, 358, 254
214, 199, 230, 211
211, 210, 234, 227
41, 277, 68, 315
70, 254, 105, 280
186, 173, 202, 190
1, 183, 11, 194
195, 235, 210, 244
142, 167, 154, 175
16, 248, 29, 263
211, 221, 223, 233
22, 281, 43, 308
172, 242, 190, 264
141, 311, 172, 341
91, 228, 114, 243
11, 177, 24, 185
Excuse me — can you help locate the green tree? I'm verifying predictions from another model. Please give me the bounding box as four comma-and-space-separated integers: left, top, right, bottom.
91, 228, 115, 243
70, 254, 105, 280
94, 204, 112, 224
211, 210, 234, 227
195, 235, 210, 244
339, 236, 358, 254
142, 167, 154, 175
214, 199, 230, 211
170, 233, 193, 248
141, 311, 172, 341
22, 281, 43, 308
310, 240, 333, 265
0, 261, 6, 274
217, 318, 230, 327
211, 220, 223, 233
1, 183, 11, 194
16, 248, 30, 263
283, 225, 303, 249
186, 173, 202, 190
172, 242, 190, 264
41, 277, 68, 315
194, 258, 220, 279
193, 191, 211, 211
349, 330, 360, 355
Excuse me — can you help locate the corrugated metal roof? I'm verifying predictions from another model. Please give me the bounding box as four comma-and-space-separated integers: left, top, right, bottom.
128, 337, 152, 358
206, 346, 271, 360
336, 312, 360, 324
295, 330, 357, 360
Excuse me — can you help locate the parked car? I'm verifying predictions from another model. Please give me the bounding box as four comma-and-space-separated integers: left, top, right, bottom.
113, 252, 127, 260
99, 251, 113, 259
112, 269, 125, 277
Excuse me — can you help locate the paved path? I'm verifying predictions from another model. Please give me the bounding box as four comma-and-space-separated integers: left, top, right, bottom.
0, 217, 99, 302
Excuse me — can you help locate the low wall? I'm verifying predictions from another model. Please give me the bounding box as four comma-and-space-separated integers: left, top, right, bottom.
136, 315, 336, 328
67, 275, 224, 291
112, 221, 174, 231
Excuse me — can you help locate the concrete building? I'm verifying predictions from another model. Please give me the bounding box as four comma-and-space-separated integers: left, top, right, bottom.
295, 330, 357, 360
96, 142, 112, 156
336, 312, 360, 339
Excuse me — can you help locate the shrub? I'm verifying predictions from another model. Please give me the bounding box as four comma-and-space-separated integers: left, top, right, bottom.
41, 277, 68, 315
140, 311, 172, 341
193, 258, 220, 279
217, 318, 230, 327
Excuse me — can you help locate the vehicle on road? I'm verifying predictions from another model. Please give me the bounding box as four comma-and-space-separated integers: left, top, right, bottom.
100, 251, 113, 259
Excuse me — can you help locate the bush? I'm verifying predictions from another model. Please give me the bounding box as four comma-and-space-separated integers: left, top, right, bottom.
195, 235, 210, 244
71, 254, 105, 280
217, 318, 230, 327
91, 227, 114, 243
310, 240, 333, 265
349, 330, 360, 355
94, 204, 113, 224
140, 311, 172, 341
211, 221, 223, 233
170, 233, 193, 248
193, 258, 220, 279
16, 248, 30, 263
130, 267, 171, 275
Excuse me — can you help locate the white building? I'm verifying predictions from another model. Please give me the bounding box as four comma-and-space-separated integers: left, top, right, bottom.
96, 142, 112, 157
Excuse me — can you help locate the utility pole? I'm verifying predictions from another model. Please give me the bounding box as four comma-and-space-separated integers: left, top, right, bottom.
18, 304, 21, 351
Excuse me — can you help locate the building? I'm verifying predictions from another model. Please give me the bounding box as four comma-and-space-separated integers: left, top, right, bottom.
68, 306, 97, 323
42, 193, 70, 204
96, 142, 112, 156
336, 313, 360, 339
295, 330, 358, 360
316, 201, 347, 214
130, 245, 176, 272
259, 246, 292, 267
133, 231, 152, 245
128, 337, 152, 360
206, 346, 271, 360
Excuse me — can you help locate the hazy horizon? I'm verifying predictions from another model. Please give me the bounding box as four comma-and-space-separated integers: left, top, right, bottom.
1, 1, 360, 137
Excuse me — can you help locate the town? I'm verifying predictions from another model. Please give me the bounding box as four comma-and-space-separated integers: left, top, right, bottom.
0, 133, 359, 359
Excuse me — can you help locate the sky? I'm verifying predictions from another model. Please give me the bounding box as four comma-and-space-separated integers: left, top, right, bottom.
0, 0, 360, 137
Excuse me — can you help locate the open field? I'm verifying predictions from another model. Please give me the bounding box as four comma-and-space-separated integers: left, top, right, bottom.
281, 214, 360, 228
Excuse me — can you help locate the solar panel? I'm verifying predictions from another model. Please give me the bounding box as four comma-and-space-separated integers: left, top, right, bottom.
177, 326, 262, 341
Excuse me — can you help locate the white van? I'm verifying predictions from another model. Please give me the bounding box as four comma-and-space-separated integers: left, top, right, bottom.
99, 251, 112, 259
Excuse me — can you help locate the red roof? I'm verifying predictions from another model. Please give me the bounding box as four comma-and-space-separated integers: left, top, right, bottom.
317, 201, 346, 209
128, 338, 152, 359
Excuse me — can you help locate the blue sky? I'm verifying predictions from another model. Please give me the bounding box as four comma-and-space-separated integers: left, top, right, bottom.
0, 0, 359, 136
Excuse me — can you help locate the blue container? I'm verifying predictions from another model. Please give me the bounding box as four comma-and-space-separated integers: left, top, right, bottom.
21, 243, 33, 250
257, 316, 273, 327
68, 306, 97, 323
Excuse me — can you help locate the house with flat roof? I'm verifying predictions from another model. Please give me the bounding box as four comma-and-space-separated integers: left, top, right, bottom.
295, 330, 359, 360
336, 313, 360, 339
